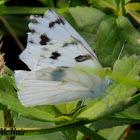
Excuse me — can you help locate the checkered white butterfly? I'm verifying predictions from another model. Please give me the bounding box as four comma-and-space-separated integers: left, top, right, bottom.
14, 9, 118, 107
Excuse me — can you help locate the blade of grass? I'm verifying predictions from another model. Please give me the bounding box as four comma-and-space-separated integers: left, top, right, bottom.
48, 0, 54, 7
0, 16, 25, 51
121, 0, 126, 16
77, 125, 107, 140
2, 7, 57, 15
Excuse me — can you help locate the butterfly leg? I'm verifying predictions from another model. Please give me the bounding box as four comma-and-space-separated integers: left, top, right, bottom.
68, 99, 88, 116
104, 91, 123, 109
100, 95, 111, 112
81, 99, 88, 106
55, 102, 86, 120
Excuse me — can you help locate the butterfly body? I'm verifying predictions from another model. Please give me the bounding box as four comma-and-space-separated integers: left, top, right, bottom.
15, 9, 110, 107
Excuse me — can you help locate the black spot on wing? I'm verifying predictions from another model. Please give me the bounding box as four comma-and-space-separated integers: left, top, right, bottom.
49, 19, 61, 28
63, 41, 78, 47
75, 55, 91, 62
49, 18, 65, 28
31, 29, 35, 34
40, 34, 50, 45
29, 40, 34, 43
59, 17, 65, 25
48, 8, 53, 13
61, 66, 69, 69
50, 51, 61, 59
51, 68, 65, 81
30, 18, 38, 24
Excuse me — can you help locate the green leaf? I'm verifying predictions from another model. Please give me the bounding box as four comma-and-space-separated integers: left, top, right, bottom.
115, 103, 140, 120
62, 128, 77, 140
0, 0, 5, 15
2, 7, 51, 15
78, 125, 107, 140
58, 1, 70, 14
90, 119, 128, 131
0, 90, 62, 122
37, 0, 50, 6
0, 111, 4, 139
98, 125, 128, 140
56, 0, 88, 7
0, 111, 5, 127
15, 116, 65, 140
76, 56, 139, 122
88, 0, 118, 14
56, 0, 68, 8
96, 15, 140, 67
90, 103, 140, 131
125, 3, 140, 24
64, 6, 106, 49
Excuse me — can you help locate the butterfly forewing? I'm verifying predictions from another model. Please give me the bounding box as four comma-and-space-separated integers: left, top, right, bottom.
20, 9, 97, 70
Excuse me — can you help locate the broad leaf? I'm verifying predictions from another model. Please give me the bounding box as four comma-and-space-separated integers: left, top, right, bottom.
64, 7, 106, 50
96, 15, 140, 67
88, 0, 118, 14
98, 125, 128, 140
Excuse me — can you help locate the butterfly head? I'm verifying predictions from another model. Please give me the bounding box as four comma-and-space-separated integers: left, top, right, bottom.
102, 78, 113, 91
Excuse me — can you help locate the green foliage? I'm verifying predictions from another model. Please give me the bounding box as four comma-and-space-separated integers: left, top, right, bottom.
98, 125, 128, 140
125, 3, 140, 24
76, 56, 140, 121
64, 7, 106, 49
96, 16, 140, 67
0, 0, 139, 139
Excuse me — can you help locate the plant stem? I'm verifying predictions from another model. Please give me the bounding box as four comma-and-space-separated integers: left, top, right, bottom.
0, 16, 25, 51
121, 0, 125, 16
77, 125, 107, 140
49, 0, 54, 7
3, 110, 15, 140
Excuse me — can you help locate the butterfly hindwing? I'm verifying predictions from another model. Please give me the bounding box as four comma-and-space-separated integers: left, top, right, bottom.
15, 66, 102, 107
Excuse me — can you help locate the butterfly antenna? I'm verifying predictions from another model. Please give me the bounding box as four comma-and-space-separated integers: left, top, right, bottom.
113, 40, 127, 70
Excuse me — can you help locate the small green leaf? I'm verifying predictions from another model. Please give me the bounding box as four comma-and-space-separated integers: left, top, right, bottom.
88, 0, 118, 14
58, 1, 70, 14
57, 0, 88, 7
125, 3, 140, 24
2, 7, 50, 15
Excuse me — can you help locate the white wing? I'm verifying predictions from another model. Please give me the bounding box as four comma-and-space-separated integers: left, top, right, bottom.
20, 9, 97, 70
15, 66, 103, 107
